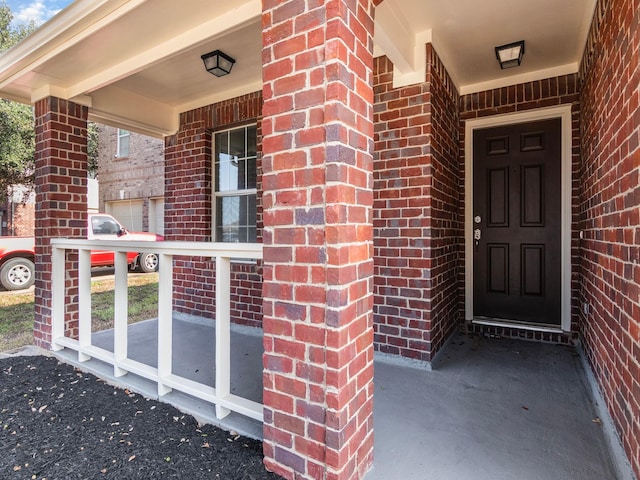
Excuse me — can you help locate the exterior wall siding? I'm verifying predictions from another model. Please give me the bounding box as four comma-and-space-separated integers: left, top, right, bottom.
459, 74, 582, 343
373, 45, 462, 362
579, 0, 640, 475
164, 92, 263, 328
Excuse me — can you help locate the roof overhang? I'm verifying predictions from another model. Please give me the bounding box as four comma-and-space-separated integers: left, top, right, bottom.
0, 0, 596, 137
0, 0, 262, 137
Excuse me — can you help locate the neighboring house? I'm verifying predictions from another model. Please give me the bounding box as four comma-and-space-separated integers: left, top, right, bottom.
0, 185, 35, 237
1, 180, 98, 236
97, 125, 165, 234
0, 1, 638, 480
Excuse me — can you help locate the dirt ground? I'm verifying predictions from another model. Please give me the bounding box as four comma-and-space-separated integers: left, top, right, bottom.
0, 354, 281, 479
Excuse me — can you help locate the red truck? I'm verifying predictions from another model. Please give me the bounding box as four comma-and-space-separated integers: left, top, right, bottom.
0, 213, 163, 291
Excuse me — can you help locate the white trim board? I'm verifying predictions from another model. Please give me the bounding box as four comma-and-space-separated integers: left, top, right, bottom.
464, 105, 573, 332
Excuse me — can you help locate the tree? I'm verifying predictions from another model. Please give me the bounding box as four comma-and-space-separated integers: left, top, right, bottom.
0, 99, 34, 194
0, 3, 37, 195
87, 122, 99, 178
0, 4, 99, 191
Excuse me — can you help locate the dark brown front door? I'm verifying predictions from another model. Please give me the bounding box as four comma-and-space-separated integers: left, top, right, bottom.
473, 119, 562, 326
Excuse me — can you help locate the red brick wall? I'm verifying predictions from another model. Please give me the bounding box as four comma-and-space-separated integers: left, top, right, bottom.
10, 203, 35, 236
261, 0, 376, 478
426, 45, 464, 356
460, 74, 581, 342
164, 92, 263, 327
579, 0, 640, 475
373, 45, 462, 362
33, 97, 88, 347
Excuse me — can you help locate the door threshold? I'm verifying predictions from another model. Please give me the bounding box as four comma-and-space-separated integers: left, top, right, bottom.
471, 317, 564, 334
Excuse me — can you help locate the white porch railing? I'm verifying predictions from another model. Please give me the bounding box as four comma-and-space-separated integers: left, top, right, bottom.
50, 239, 264, 422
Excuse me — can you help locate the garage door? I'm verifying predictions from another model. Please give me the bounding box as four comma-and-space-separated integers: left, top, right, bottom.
149, 197, 164, 234
107, 200, 144, 232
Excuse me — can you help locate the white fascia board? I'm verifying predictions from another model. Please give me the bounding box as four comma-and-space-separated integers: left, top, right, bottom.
31, 84, 92, 108
89, 86, 179, 138
88, 109, 177, 139
0, 0, 146, 89
374, 8, 416, 74
459, 63, 579, 95
392, 30, 431, 89
177, 80, 263, 116
375, 0, 432, 89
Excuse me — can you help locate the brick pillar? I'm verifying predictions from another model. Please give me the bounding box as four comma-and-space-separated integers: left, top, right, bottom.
164, 108, 213, 316
164, 108, 212, 243
373, 46, 462, 362
262, 1, 375, 479
33, 97, 88, 348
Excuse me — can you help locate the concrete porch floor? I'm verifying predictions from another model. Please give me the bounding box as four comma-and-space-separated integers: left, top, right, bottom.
53, 316, 632, 480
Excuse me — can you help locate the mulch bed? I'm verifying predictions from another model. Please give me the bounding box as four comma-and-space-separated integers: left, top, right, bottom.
0, 355, 282, 479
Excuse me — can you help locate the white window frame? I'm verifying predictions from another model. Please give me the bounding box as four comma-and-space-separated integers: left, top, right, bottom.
116, 129, 130, 158
212, 124, 258, 244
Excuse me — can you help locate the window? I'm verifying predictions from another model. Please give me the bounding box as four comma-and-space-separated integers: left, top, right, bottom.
91, 215, 122, 235
116, 129, 130, 158
214, 125, 257, 243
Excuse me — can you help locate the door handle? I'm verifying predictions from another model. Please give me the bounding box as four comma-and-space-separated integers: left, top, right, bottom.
474, 228, 481, 251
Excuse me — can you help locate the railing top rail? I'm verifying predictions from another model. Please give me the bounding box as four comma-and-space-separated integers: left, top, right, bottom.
50, 239, 263, 260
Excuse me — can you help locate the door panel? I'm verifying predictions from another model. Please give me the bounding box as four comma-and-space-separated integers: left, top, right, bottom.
488, 168, 509, 226
487, 244, 508, 293
521, 165, 544, 226
473, 119, 561, 325
521, 244, 544, 296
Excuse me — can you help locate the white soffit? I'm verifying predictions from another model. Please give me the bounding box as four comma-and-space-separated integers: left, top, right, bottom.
373, 0, 597, 94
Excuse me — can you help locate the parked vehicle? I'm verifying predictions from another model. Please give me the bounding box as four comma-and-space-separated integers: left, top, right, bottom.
0, 213, 163, 291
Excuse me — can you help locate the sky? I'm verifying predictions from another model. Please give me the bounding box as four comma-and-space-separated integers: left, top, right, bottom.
4, 0, 73, 26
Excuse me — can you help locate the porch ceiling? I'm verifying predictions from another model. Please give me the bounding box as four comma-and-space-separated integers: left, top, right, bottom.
0, 0, 595, 138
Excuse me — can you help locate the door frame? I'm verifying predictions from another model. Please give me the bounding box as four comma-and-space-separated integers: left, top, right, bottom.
464, 105, 572, 332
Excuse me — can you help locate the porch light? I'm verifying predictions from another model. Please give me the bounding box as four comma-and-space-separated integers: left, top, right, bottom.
201, 50, 236, 77
495, 40, 525, 69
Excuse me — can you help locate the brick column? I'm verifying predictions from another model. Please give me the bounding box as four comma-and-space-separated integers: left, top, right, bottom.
373, 46, 462, 362
262, 1, 375, 479
33, 97, 88, 347
164, 108, 214, 316
164, 108, 212, 244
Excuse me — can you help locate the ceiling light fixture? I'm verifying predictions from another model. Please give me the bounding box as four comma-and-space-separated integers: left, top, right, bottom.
201, 50, 236, 77
495, 40, 525, 69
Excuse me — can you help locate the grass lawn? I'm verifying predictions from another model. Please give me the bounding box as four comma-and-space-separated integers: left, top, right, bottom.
0, 273, 159, 352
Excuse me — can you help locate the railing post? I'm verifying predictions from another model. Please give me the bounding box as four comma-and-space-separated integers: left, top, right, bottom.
215, 255, 231, 419
50, 245, 66, 351
77, 248, 92, 362
48, 241, 263, 421
157, 253, 173, 396
113, 251, 129, 377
